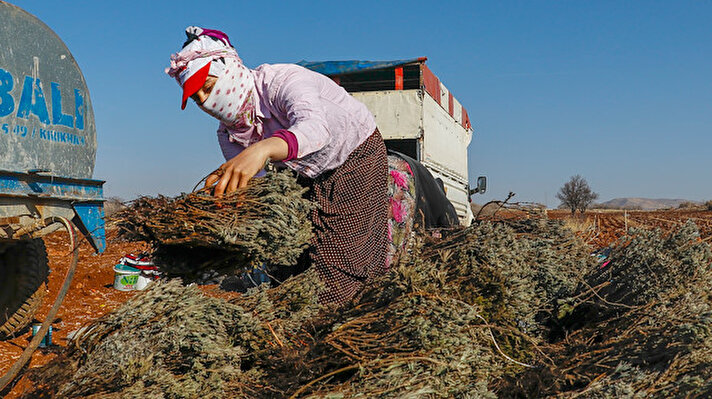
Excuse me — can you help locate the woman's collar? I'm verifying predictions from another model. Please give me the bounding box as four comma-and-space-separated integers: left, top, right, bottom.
253, 85, 271, 120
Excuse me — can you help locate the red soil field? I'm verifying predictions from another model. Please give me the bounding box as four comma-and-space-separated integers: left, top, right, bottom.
547, 208, 712, 249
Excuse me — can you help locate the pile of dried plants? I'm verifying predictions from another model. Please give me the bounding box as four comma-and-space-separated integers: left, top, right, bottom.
21, 217, 712, 398
21, 218, 588, 398
522, 220, 712, 398
113, 170, 314, 276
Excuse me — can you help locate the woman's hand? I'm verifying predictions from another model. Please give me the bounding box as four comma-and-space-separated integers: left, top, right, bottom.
205, 137, 289, 197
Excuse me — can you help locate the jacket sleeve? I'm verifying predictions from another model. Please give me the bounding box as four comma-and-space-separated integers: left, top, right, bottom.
217, 123, 245, 161
272, 71, 331, 158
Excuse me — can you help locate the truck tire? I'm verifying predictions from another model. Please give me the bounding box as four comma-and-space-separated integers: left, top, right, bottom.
0, 239, 49, 338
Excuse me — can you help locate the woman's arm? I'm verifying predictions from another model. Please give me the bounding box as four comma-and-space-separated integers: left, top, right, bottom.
206, 136, 288, 196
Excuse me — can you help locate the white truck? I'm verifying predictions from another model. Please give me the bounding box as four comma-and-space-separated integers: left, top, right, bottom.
299, 58, 486, 225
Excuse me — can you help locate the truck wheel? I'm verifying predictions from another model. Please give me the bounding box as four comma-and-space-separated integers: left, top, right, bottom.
0, 239, 49, 338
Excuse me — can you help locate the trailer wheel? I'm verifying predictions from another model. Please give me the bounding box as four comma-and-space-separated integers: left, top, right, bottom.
0, 239, 49, 338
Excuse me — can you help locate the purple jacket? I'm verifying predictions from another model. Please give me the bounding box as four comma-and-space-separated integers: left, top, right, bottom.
217, 63, 376, 178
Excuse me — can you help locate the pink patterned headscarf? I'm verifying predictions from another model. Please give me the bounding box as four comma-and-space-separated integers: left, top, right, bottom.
166, 27, 260, 147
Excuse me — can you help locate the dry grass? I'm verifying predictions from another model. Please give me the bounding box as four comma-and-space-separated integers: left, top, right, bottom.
561, 215, 595, 233
19, 204, 712, 398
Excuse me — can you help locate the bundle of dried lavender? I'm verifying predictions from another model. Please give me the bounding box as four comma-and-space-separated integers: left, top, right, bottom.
114, 170, 314, 274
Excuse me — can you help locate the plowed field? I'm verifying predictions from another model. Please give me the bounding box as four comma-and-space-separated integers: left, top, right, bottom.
547, 208, 712, 249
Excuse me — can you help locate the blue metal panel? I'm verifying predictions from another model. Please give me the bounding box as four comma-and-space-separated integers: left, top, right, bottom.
297, 58, 423, 76
0, 170, 103, 201
72, 202, 106, 253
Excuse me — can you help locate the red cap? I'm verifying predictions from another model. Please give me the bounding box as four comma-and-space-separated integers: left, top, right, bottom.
181, 62, 211, 110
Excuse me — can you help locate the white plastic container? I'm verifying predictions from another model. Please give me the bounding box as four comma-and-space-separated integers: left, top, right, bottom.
113, 264, 140, 291
135, 272, 155, 290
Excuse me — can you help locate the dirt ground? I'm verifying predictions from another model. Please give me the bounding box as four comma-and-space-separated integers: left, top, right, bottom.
2, 208, 712, 397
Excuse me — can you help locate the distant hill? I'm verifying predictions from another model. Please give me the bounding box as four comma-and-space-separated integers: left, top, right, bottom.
596, 198, 698, 211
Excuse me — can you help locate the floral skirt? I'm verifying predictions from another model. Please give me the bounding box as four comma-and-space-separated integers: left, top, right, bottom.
386, 154, 417, 268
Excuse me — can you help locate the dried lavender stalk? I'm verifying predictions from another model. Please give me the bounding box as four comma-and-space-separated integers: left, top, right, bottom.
114, 170, 314, 274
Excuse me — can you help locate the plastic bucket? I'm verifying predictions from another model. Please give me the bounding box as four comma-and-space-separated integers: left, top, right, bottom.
135, 272, 156, 290
113, 264, 140, 291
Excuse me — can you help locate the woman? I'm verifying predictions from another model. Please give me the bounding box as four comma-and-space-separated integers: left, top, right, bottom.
166, 27, 388, 306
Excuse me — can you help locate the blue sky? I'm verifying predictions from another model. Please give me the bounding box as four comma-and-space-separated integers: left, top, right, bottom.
9, 0, 712, 206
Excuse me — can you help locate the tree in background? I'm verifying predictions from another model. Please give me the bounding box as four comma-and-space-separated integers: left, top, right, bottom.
556, 175, 599, 216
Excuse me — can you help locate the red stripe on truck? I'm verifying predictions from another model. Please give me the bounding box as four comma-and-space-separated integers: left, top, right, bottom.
394, 67, 403, 90
422, 64, 440, 104
448, 92, 454, 117
462, 106, 471, 130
